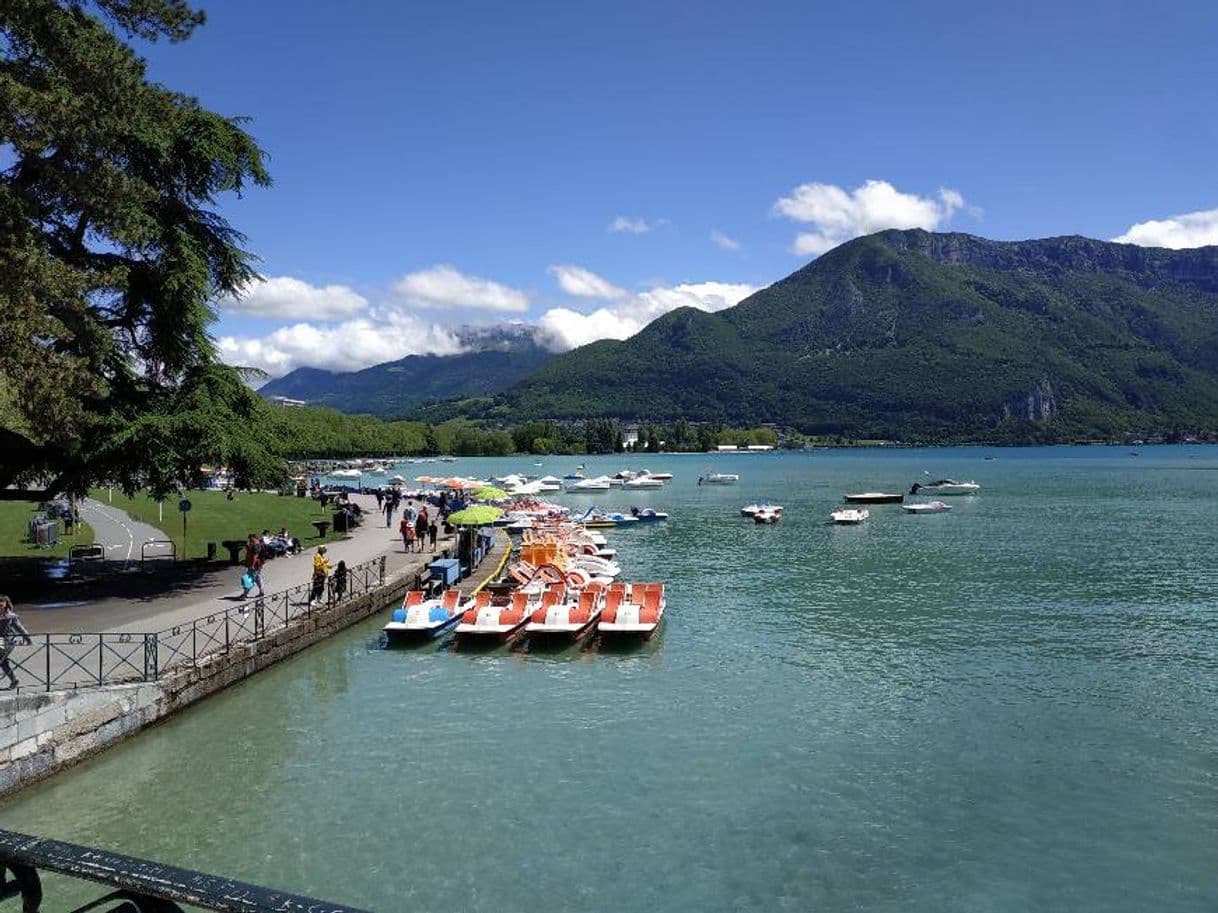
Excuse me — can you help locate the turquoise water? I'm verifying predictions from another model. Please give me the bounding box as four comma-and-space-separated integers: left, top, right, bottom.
3, 447, 1217, 912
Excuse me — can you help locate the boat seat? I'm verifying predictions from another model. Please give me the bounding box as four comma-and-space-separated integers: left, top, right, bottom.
441, 589, 461, 610
474, 591, 492, 609
404, 590, 424, 607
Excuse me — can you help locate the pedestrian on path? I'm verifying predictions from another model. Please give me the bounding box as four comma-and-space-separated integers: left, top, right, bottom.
399, 515, 412, 552
383, 498, 394, 528
241, 532, 265, 599
334, 560, 348, 601
310, 545, 332, 606
414, 510, 427, 553
0, 596, 33, 691
428, 518, 438, 552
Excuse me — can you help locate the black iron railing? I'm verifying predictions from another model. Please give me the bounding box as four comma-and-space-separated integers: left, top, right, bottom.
6, 556, 387, 693
0, 827, 374, 913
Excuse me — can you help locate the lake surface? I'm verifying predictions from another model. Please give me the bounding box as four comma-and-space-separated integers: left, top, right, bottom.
3, 446, 1217, 912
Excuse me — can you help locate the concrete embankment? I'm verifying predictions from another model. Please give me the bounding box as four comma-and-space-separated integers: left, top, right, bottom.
0, 531, 508, 798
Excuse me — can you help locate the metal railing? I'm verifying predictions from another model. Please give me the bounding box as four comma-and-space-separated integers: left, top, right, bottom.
6, 556, 387, 693
0, 827, 374, 913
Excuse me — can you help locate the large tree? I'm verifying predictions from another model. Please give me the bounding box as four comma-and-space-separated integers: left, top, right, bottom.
0, 0, 282, 498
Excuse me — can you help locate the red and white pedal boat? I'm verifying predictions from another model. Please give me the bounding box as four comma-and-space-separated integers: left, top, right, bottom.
598, 582, 665, 640
524, 583, 603, 644
455, 590, 532, 642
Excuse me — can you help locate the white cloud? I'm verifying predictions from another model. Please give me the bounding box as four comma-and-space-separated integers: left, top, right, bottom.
1113, 208, 1218, 249
608, 216, 669, 234
217, 276, 369, 319
220, 311, 463, 378
710, 229, 741, 251
391, 264, 529, 312
773, 179, 968, 256
548, 264, 626, 299
536, 280, 758, 351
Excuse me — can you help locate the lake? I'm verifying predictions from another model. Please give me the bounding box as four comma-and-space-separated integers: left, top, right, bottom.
3, 446, 1217, 912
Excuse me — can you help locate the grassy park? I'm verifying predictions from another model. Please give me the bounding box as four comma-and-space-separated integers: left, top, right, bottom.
0, 501, 94, 558
89, 489, 347, 560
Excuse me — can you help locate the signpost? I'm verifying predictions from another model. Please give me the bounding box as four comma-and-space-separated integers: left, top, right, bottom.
179, 498, 191, 559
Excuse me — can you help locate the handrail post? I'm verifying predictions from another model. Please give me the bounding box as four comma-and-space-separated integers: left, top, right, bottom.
192, 621, 198, 667
224, 611, 230, 651
143, 633, 158, 681
379, 555, 386, 585
45, 634, 50, 692
97, 633, 103, 685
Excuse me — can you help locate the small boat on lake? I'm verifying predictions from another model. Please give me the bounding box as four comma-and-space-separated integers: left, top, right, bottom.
630, 507, 669, 522
741, 502, 783, 518
568, 476, 612, 491
599, 582, 665, 640
524, 585, 602, 644
384, 589, 469, 642
624, 474, 664, 489
753, 506, 781, 524
910, 479, 981, 495
831, 507, 870, 524
455, 590, 532, 642
902, 500, 952, 514
843, 491, 903, 504
699, 472, 739, 485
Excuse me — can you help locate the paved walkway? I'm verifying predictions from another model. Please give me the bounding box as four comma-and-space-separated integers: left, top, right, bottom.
19, 495, 461, 635
78, 498, 167, 565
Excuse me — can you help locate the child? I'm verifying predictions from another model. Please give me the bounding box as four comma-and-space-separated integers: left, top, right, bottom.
334, 560, 348, 601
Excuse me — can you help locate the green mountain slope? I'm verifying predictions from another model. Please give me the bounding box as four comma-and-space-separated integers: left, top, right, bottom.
258, 331, 553, 418
491, 230, 1218, 439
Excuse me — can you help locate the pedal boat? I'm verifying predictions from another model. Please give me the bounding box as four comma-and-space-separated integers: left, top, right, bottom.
524, 584, 603, 644
598, 582, 665, 640
384, 588, 468, 643
455, 590, 532, 642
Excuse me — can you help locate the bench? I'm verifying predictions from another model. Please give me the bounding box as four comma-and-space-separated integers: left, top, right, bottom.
219, 539, 246, 564
311, 520, 331, 539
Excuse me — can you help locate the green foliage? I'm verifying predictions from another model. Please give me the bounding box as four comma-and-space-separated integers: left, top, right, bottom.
0, 0, 276, 495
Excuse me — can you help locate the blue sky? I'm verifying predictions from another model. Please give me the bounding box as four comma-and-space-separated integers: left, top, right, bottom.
137, 0, 1218, 376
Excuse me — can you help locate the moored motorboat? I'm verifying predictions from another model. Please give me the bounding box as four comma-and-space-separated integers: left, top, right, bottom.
754, 507, 781, 524
831, 507, 870, 524
741, 502, 783, 518
910, 479, 981, 495
699, 472, 739, 485
624, 475, 664, 489
384, 588, 470, 642
599, 582, 665, 640
902, 500, 952, 514
567, 476, 612, 491
843, 491, 903, 504
629, 507, 669, 522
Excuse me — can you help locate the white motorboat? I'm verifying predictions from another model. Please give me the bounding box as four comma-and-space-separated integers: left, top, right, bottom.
643, 471, 673, 481
831, 507, 869, 524
331, 468, 362, 478
754, 507, 781, 524
910, 479, 981, 495
699, 472, 739, 485
568, 476, 612, 491
902, 500, 952, 514
741, 502, 783, 518
624, 475, 664, 489
536, 475, 564, 492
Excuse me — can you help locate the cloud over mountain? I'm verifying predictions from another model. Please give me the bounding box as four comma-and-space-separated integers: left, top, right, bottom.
392, 265, 530, 312
548, 264, 626, 299
773, 179, 968, 256
218, 276, 369, 319
1113, 207, 1218, 249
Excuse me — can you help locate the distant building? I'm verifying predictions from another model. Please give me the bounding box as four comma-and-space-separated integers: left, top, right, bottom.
622, 426, 640, 448
746, 444, 774, 451
716, 444, 738, 451
270, 396, 308, 407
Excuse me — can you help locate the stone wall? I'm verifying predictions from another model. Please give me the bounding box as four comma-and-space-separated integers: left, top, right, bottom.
0, 575, 412, 798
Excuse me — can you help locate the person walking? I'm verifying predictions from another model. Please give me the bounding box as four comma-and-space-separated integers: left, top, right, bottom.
240, 533, 265, 599
310, 545, 332, 606
414, 510, 428, 553
428, 517, 438, 552
334, 560, 348, 601
0, 596, 33, 691
383, 497, 394, 529
399, 515, 412, 552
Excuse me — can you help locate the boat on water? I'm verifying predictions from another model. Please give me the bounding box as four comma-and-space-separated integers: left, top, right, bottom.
536, 475, 564, 492
568, 476, 611, 491
384, 589, 470, 642
843, 491, 903, 504
625, 474, 664, 489
910, 479, 981, 495
582, 511, 639, 529
455, 590, 533, 642
599, 582, 665, 640
642, 471, 673, 481
562, 465, 588, 481
524, 584, 602, 644
741, 502, 783, 518
831, 507, 870, 524
630, 507, 669, 522
753, 506, 781, 524
699, 472, 740, 485
902, 500, 952, 514
331, 468, 362, 479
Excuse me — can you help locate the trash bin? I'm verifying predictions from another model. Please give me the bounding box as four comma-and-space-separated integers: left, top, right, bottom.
333, 510, 349, 534
206, 542, 217, 561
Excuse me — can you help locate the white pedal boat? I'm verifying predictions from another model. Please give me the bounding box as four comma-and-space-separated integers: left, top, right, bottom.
384, 589, 468, 642
831, 507, 870, 524
455, 591, 532, 641
598, 582, 665, 640
524, 586, 602, 643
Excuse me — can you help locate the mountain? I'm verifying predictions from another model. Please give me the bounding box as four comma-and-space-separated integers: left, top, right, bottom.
472, 230, 1218, 439
258, 325, 554, 418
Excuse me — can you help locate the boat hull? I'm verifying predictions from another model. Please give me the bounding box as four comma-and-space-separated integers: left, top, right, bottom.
844, 493, 903, 504
383, 613, 462, 643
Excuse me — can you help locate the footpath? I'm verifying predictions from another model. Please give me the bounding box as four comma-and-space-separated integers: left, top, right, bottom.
19, 494, 454, 635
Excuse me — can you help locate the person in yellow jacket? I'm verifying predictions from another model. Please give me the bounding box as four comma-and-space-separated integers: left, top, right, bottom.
310, 545, 332, 606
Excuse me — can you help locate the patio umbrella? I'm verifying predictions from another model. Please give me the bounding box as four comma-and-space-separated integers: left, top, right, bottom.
473, 486, 509, 502
445, 505, 504, 526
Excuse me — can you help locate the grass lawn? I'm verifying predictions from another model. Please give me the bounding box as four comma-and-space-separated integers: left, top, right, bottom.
0, 501, 94, 558
89, 489, 347, 560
